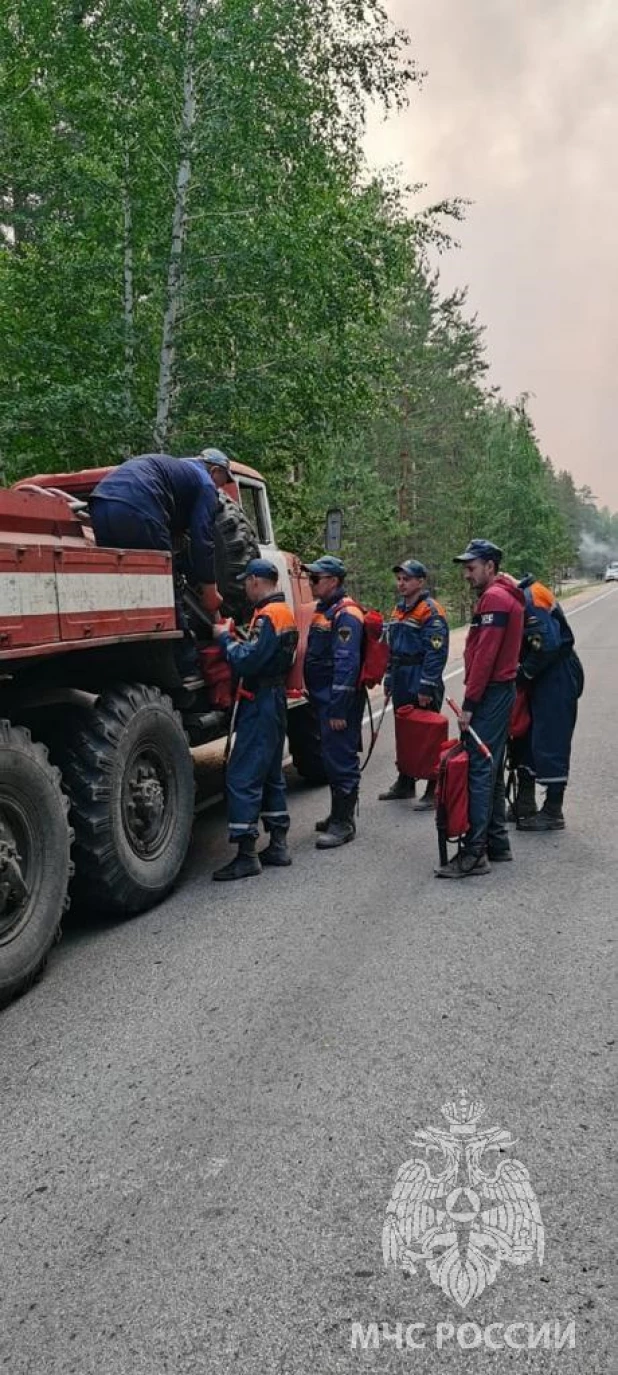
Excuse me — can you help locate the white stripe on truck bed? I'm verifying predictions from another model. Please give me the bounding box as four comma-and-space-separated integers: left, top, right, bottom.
0, 572, 175, 620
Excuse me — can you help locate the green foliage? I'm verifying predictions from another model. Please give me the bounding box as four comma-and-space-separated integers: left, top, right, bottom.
0, 0, 418, 481
0, 0, 614, 599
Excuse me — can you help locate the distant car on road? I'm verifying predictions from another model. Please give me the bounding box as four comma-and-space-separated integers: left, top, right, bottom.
604, 561, 618, 582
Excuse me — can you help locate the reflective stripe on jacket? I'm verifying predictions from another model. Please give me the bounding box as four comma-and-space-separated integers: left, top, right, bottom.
218, 594, 298, 690
518, 576, 575, 681
384, 592, 449, 702
304, 590, 364, 721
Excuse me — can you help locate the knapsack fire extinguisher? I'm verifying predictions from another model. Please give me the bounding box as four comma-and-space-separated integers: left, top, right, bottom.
435, 698, 493, 866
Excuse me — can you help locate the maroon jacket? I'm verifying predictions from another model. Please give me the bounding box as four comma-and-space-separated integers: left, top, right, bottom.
463, 574, 525, 711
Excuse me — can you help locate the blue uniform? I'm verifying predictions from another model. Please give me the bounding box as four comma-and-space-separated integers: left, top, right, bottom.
90, 454, 220, 585
384, 593, 449, 709
218, 594, 298, 842
90, 454, 221, 675
462, 574, 525, 856
517, 578, 584, 785
304, 590, 364, 795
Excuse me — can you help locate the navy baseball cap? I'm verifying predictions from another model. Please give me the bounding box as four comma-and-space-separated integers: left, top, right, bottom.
199, 447, 232, 475
393, 559, 427, 578
235, 558, 279, 582
453, 539, 503, 564
302, 556, 347, 579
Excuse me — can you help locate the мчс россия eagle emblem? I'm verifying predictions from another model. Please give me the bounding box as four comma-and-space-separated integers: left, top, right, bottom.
382, 1090, 544, 1309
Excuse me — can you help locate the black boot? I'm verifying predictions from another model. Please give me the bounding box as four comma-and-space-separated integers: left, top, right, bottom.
507, 769, 537, 823
315, 788, 335, 833
316, 790, 357, 849
212, 835, 262, 881
378, 774, 416, 801
518, 783, 565, 831
412, 780, 435, 812
259, 826, 292, 867
435, 850, 491, 878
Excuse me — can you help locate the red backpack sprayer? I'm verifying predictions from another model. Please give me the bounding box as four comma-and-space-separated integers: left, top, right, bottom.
434, 697, 493, 867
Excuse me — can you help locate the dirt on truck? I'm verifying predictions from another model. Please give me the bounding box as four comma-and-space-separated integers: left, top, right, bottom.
0, 461, 323, 1008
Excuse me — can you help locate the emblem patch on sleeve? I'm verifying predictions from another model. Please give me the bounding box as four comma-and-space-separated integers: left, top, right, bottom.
338, 626, 352, 643
430, 634, 444, 650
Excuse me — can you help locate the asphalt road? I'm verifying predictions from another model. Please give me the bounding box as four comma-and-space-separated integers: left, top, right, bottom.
1, 586, 615, 1375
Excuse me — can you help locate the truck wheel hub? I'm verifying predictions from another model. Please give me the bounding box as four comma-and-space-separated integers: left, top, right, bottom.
124, 758, 166, 850
0, 824, 30, 932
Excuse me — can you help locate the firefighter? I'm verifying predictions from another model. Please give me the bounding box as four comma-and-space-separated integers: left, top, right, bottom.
435, 539, 525, 878
90, 450, 231, 680
509, 575, 584, 830
379, 559, 449, 809
211, 559, 299, 881
303, 556, 364, 849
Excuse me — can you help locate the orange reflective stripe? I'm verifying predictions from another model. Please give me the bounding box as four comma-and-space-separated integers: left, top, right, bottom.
392, 597, 446, 624
529, 581, 555, 611
412, 597, 447, 623
310, 610, 331, 630
251, 599, 298, 633
263, 600, 297, 632
336, 596, 364, 624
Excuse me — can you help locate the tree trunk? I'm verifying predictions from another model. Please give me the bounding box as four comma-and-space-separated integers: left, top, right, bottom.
153, 0, 198, 451
121, 154, 134, 450
398, 389, 410, 524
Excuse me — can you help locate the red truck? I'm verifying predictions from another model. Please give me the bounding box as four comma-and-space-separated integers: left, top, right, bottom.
0, 461, 324, 1007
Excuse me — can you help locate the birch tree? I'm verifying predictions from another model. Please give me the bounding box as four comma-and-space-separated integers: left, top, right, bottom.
0, 0, 608, 598
153, 0, 198, 450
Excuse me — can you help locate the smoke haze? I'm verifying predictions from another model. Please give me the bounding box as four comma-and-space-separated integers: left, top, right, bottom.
364, 0, 618, 508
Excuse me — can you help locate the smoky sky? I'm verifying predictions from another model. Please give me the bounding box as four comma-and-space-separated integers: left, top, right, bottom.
365, 0, 618, 509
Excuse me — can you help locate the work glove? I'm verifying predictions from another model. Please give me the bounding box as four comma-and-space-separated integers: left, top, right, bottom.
202, 583, 223, 616
212, 618, 234, 640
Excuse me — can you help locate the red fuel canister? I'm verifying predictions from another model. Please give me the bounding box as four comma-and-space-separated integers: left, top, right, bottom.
199, 644, 234, 710
395, 705, 449, 781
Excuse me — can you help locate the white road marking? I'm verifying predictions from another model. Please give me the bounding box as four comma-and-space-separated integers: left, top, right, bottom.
565, 586, 617, 615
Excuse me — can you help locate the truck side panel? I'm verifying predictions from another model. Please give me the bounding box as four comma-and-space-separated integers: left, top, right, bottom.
0, 544, 60, 650
56, 547, 176, 643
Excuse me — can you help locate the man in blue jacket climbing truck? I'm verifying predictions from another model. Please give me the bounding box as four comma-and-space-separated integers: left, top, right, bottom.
380, 559, 449, 810
90, 449, 231, 681
211, 559, 299, 881
303, 556, 365, 850
509, 574, 584, 830
435, 539, 525, 879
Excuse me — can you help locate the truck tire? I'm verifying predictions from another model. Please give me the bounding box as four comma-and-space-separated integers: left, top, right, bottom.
214, 492, 260, 621
63, 684, 194, 916
0, 722, 72, 1008
286, 701, 328, 785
